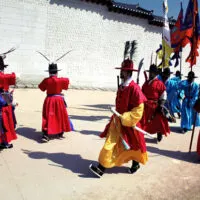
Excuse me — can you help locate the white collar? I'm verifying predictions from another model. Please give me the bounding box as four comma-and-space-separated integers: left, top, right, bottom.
148, 76, 157, 85
50, 74, 57, 77
122, 77, 133, 87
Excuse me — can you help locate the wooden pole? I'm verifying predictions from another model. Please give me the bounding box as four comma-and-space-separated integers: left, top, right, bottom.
189, 111, 197, 152
117, 75, 119, 89
180, 50, 182, 76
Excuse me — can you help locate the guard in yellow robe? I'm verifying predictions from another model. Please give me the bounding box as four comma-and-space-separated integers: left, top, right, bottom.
89, 57, 148, 178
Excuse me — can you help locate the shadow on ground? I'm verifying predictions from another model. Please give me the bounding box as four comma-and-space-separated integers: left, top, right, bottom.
16, 127, 42, 143
145, 137, 158, 144
170, 126, 183, 134
83, 104, 114, 111
147, 146, 200, 163
23, 150, 98, 178
22, 150, 131, 177
69, 115, 110, 122
79, 130, 101, 136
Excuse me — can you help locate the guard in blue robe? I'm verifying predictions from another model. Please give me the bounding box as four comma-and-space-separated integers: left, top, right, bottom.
179, 71, 200, 133
166, 71, 183, 118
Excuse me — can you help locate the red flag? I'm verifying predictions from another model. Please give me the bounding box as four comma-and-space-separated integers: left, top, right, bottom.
170, 3, 184, 67
171, 3, 184, 51
182, 0, 200, 67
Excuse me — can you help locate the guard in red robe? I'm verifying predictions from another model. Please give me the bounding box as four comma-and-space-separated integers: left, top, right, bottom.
89, 41, 148, 178
197, 132, 200, 156
141, 64, 170, 142
38, 63, 71, 142
0, 56, 17, 149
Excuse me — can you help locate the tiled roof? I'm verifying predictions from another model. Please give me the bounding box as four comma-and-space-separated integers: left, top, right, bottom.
81, 0, 176, 28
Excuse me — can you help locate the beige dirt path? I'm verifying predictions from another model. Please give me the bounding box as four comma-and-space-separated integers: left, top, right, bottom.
0, 89, 199, 200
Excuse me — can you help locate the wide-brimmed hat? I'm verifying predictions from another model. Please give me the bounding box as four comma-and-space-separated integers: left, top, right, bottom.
162, 67, 173, 76
174, 70, 183, 77
45, 63, 62, 73
185, 71, 198, 78
115, 58, 138, 72
146, 64, 159, 74
0, 56, 8, 69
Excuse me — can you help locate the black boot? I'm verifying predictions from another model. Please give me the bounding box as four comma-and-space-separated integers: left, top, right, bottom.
89, 163, 105, 178
157, 133, 163, 142
42, 131, 49, 142
58, 132, 64, 138
0, 143, 13, 149
128, 160, 140, 174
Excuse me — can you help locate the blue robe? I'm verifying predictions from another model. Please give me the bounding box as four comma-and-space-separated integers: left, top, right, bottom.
166, 77, 183, 115
179, 80, 200, 130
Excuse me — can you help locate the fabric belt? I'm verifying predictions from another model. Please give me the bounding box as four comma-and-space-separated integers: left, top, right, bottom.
47, 94, 63, 97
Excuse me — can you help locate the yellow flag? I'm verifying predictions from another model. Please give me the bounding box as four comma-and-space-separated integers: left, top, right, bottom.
162, 0, 173, 67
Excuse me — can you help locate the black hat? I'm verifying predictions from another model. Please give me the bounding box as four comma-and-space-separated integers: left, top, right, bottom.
0, 56, 8, 70
45, 63, 62, 73
174, 70, 182, 77
163, 67, 173, 76
146, 64, 159, 74
185, 71, 198, 78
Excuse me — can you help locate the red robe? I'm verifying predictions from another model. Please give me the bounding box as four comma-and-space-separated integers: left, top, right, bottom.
141, 78, 170, 136
100, 80, 147, 153
0, 72, 17, 143
0, 72, 16, 91
197, 131, 200, 156
38, 75, 71, 135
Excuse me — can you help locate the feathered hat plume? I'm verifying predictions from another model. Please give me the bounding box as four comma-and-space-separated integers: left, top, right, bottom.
0, 46, 18, 70
115, 40, 138, 71
36, 50, 73, 72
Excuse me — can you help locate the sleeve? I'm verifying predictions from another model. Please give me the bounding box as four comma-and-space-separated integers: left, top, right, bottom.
61, 78, 69, 90
38, 79, 47, 91
120, 103, 144, 127
159, 91, 167, 101
158, 82, 167, 100
190, 84, 199, 107
4, 73, 16, 86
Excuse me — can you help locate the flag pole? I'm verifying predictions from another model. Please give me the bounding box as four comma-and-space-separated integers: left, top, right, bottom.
189, 112, 197, 152
180, 50, 182, 76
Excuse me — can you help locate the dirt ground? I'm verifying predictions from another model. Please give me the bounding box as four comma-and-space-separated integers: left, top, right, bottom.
0, 88, 200, 200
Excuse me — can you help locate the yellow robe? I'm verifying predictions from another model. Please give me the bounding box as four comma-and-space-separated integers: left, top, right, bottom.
98, 103, 148, 168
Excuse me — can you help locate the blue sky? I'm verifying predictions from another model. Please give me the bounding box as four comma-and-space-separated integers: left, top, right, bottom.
115, 0, 192, 19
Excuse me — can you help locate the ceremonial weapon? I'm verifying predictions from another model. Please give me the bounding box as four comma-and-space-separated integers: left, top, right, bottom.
110, 107, 155, 139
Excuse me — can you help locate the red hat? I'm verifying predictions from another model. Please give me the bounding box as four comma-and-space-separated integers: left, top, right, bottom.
115, 58, 138, 71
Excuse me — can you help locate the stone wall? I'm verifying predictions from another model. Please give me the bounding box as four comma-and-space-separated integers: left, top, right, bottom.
0, 0, 199, 90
